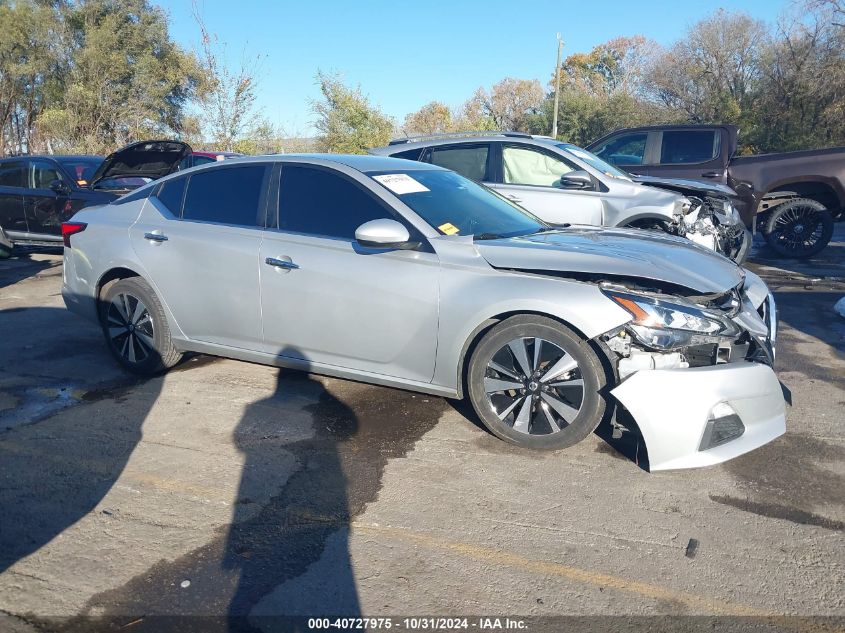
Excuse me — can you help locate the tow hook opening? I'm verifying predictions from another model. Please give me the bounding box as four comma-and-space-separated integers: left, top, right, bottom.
699, 402, 745, 451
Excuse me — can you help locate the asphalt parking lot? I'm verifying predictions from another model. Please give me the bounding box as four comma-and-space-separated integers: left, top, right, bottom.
1, 226, 843, 632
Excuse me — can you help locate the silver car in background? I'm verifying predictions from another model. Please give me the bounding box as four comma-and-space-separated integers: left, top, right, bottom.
62, 155, 784, 470
371, 132, 750, 262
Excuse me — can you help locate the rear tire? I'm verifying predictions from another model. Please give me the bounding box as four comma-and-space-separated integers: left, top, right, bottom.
762, 198, 833, 258
467, 315, 607, 450
100, 277, 182, 374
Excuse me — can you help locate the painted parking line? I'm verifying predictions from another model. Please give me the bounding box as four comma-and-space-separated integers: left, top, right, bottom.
352, 522, 764, 616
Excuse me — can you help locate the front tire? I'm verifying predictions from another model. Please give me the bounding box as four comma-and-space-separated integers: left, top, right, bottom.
763, 198, 833, 258
467, 315, 607, 450
100, 277, 182, 374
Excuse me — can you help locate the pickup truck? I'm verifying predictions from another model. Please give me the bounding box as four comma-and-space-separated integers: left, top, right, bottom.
587, 124, 845, 258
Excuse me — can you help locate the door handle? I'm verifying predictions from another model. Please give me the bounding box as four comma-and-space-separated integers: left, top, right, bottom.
701, 171, 723, 178
144, 231, 168, 242
265, 256, 299, 270
505, 195, 522, 203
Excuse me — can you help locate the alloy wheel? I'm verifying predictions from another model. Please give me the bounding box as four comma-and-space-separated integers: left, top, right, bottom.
106, 292, 155, 364
483, 337, 584, 435
770, 204, 825, 256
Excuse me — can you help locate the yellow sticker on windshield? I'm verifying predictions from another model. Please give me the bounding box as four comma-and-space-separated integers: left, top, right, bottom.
438, 222, 460, 235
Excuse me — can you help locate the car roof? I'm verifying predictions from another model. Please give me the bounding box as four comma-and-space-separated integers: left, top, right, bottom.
369, 133, 559, 155
184, 153, 447, 173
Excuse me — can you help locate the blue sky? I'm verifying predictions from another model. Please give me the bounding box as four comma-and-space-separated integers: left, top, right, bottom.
157, 0, 792, 135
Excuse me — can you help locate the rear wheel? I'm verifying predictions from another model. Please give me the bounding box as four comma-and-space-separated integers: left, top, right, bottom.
763, 198, 833, 258
100, 277, 182, 374
467, 315, 607, 450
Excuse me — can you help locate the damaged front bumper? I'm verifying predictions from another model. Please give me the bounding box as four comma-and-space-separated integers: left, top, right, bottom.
612, 362, 785, 471
675, 197, 750, 263
605, 273, 784, 471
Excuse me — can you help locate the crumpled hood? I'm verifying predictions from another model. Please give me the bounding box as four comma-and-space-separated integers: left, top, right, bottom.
633, 175, 737, 199
475, 227, 745, 294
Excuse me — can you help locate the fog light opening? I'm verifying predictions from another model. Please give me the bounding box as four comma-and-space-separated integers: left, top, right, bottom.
699, 402, 745, 451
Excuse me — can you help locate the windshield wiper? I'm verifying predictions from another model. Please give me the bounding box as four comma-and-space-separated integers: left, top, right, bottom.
474, 232, 505, 240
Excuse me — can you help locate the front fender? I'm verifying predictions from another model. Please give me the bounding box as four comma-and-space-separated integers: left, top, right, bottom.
431, 266, 631, 391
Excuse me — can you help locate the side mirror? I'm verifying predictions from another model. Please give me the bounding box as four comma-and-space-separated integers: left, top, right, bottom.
49, 179, 70, 195
558, 170, 593, 190
355, 219, 417, 250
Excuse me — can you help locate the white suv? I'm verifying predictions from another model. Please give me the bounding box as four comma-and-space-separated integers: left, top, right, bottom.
371, 132, 750, 261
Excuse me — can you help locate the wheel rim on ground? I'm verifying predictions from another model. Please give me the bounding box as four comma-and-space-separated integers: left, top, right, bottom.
770, 204, 824, 256
106, 292, 155, 364
483, 336, 584, 436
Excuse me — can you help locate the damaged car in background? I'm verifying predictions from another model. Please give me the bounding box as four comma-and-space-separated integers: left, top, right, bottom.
62, 155, 783, 471
370, 132, 750, 262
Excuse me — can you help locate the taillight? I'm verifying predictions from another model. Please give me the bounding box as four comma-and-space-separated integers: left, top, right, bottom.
61, 222, 87, 247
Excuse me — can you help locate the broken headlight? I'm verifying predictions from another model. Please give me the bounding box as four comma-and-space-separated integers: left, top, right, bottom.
604, 290, 740, 350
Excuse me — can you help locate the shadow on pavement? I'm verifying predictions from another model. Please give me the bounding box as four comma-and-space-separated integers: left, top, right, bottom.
62, 350, 448, 632
0, 255, 56, 289
0, 307, 162, 575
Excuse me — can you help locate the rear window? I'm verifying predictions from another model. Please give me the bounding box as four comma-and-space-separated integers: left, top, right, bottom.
660, 130, 720, 164
428, 145, 489, 182
390, 148, 424, 162
182, 165, 268, 226
154, 177, 187, 215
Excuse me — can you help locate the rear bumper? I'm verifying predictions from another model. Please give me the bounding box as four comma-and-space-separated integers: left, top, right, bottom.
61, 247, 99, 323
611, 362, 786, 471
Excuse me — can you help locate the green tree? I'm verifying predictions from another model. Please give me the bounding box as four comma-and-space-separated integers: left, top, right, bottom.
311, 70, 394, 153
37, 0, 207, 154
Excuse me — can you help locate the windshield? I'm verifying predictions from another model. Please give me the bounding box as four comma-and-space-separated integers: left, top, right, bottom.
55, 157, 103, 185
556, 143, 631, 180
369, 170, 546, 239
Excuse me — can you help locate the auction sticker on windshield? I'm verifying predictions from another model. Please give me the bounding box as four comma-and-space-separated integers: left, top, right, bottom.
373, 173, 430, 194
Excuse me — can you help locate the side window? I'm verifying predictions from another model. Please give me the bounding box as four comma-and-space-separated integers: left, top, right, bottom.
182, 165, 268, 226
29, 160, 63, 189
592, 133, 648, 165
154, 177, 187, 215
502, 145, 576, 187
0, 161, 25, 188
278, 165, 392, 239
660, 130, 720, 164
428, 145, 489, 181
391, 148, 424, 162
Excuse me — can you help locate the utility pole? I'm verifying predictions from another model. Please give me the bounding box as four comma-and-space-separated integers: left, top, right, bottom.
551, 34, 564, 139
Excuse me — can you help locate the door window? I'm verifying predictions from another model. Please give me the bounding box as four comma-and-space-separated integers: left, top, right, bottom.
182, 165, 268, 226
155, 177, 187, 216
660, 130, 720, 164
502, 146, 575, 187
29, 161, 63, 189
0, 161, 24, 188
428, 145, 489, 181
391, 148, 424, 162
278, 165, 393, 239
591, 133, 648, 165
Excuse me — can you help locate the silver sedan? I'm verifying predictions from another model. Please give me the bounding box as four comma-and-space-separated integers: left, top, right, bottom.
61, 154, 784, 470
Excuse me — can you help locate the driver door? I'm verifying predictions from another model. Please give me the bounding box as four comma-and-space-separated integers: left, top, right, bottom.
259, 163, 440, 383
488, 143, 604, 226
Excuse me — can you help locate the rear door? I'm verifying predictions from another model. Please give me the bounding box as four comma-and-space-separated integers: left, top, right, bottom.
129, 164, 270, 349
647, 128, 729, 183
0, 160, 27, 236
488, 143, 603, 226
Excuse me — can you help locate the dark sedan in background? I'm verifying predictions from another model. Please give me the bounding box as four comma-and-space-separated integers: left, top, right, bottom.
0, 140, 190, 253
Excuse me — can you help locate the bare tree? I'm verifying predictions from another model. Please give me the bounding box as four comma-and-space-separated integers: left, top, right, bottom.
192, 0, 260, 151
464, 78, 544, 132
